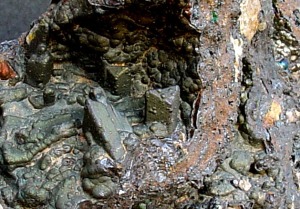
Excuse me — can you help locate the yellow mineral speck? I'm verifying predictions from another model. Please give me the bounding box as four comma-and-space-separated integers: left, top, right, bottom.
26, 24, 40, 45
263, 101, 282, 127
258, 22, 267, 31
239, 0, 261, 42
26, 31, 35, 45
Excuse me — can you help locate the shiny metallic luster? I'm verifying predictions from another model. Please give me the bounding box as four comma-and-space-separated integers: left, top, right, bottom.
88, 0, 124, 7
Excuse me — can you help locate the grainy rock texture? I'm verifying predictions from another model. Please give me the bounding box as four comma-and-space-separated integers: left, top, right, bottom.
0, 0, 299, 208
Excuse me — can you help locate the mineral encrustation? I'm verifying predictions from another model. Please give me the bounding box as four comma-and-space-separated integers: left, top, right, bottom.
0, 0, 299, 208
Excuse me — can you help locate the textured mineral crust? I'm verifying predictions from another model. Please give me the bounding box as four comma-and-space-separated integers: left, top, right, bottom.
0, 0, 299, 208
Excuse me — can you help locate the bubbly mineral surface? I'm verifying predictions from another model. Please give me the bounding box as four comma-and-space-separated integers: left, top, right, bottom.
0, 0, 299, 208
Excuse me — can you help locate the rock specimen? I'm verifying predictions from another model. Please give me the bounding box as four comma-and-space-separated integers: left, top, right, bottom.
146, 86, 181, 133
0, 0, 299, 208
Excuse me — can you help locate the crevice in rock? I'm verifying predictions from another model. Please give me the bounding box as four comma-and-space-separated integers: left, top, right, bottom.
237, 58, 255, 145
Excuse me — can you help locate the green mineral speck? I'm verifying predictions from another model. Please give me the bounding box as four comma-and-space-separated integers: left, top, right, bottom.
212, 11, 218, 23
277, 58, 289, 71
139, 203, 147, 209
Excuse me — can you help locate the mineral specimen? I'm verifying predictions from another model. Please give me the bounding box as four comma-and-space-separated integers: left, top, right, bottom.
0, 0, 299, 208
146, 86, 181, 133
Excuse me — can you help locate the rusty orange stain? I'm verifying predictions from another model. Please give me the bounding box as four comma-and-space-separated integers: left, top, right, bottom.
0, 59, 16, 80
263, 101, 282, 127
170, 0, 239, 177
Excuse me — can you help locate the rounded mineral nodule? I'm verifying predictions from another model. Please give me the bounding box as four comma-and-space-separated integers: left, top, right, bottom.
229, 151, 253, 175
43, 87, 56, 105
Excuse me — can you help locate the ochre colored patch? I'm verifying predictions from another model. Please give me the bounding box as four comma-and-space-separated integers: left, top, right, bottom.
0, 59, 16, 80
239, 0, 261, 42
264, 101, 282, 127
25, 25, 37, 45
